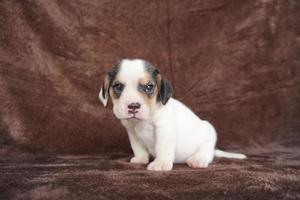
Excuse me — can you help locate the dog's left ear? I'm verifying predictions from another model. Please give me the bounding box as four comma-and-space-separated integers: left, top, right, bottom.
157, 74, 173, 105
99, 74, 110, 107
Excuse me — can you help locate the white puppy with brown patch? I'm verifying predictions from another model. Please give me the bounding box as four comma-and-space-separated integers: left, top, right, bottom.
99, 59, 246, 171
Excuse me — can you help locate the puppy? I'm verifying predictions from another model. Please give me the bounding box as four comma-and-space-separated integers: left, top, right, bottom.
99, 59, 246, 171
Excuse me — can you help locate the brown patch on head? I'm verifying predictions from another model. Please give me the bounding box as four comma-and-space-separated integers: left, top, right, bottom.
139, 73, 151, 85
143, 60, 172, 105
109, 87, 117, 100
156, 74, 162, 93
138, 72, 160, 108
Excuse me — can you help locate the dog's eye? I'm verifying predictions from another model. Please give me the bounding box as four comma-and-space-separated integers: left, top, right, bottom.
144, 84, 154, 94
112, 83, 123, 93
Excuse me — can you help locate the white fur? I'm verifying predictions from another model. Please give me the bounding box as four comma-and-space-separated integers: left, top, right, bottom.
100, 59, 246, 171
214, 149, 247, 159
112, 59, 151, 120
99, 88, 108, 107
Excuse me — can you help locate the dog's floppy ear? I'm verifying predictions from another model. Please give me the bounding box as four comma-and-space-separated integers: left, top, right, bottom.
157, 74, 173, 105
99, 74, 110, 107
99, 64, 120, 107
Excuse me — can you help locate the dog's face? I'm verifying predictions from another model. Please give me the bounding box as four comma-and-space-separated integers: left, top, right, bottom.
99, 59, 172, 121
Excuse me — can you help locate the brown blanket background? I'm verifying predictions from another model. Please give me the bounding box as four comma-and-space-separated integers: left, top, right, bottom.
1, 0, 299, 199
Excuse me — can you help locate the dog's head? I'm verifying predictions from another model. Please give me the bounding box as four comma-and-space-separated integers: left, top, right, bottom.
99, 59, 172, 120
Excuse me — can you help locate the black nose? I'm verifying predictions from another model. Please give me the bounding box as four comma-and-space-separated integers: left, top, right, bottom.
128, 102, 141, 110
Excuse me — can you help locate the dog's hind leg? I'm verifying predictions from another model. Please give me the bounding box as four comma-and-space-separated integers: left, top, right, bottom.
186, 143, 215, 168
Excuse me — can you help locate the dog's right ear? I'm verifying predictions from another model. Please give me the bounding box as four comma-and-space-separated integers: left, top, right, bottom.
99, 64, 120, 107
99, 74, 110, 107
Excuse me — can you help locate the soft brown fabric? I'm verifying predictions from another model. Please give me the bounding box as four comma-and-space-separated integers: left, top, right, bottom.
0, 0, 299, 199
1, 149, 300, 200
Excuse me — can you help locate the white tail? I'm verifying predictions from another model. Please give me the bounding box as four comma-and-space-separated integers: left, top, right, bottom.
214, 149, 247, 159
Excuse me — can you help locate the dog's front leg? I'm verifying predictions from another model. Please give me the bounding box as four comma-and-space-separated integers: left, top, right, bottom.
127, 131, 150, 164
147, 126, 175, 171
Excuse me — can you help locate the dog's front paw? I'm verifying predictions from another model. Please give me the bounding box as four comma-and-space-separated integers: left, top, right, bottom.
147, 159, 173, 171
130, 156, 149, 164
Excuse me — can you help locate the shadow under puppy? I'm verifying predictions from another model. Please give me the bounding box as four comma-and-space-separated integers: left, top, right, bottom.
99, 59, 246, 171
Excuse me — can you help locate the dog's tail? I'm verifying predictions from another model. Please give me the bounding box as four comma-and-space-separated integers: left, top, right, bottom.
214, 149, 247, 159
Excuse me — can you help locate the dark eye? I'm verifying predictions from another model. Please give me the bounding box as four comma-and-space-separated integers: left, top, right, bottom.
112, 83, 123, 93
144, 84, 154, 94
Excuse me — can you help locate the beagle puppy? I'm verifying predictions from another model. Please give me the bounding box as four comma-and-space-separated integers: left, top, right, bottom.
99, 59, 246, 171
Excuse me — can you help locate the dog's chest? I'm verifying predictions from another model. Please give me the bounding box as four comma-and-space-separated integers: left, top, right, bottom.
134, 123, 156, 156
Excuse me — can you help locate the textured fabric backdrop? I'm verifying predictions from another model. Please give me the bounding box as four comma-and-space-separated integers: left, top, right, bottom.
1, 0, 299, 153
0, 0, 300, 199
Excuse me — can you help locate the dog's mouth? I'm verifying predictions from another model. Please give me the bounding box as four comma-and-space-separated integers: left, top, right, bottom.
119, 113, 140, 120
128, 114, 140, 120
126, 112, 145, 120
127, 110, 141, 119
117, 108, 148, 121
